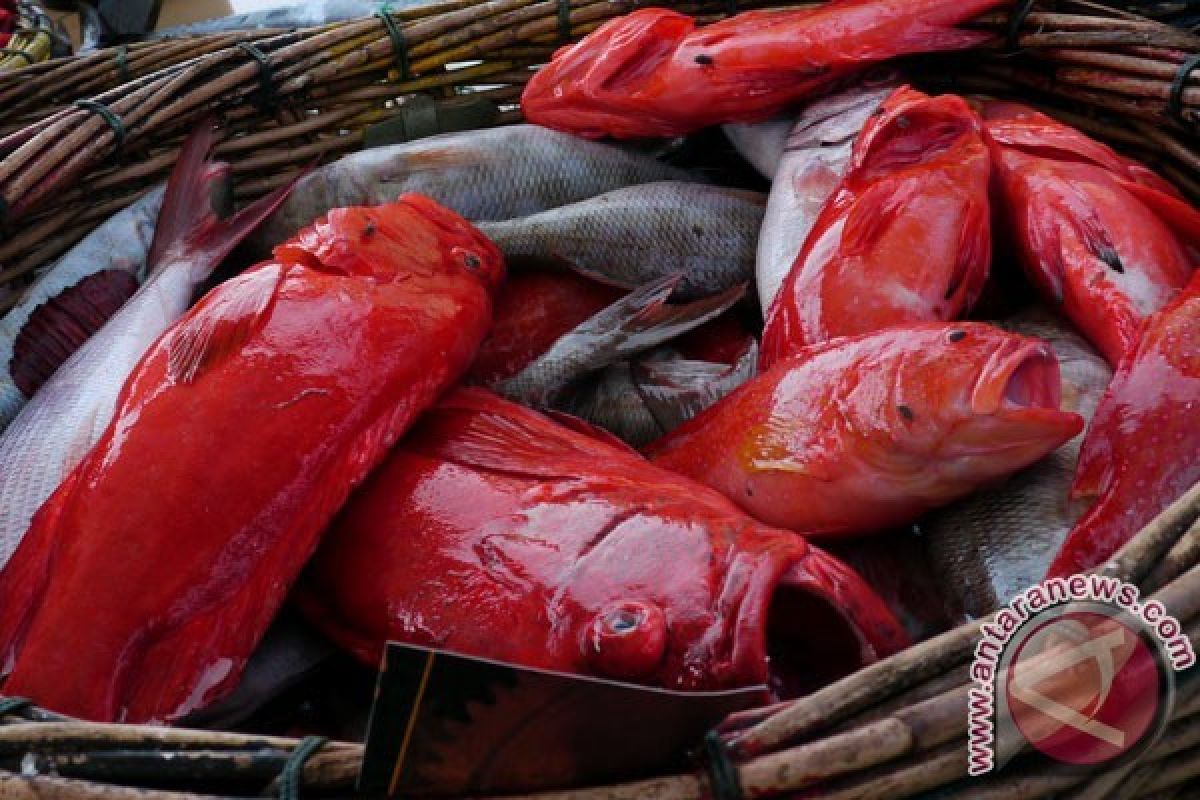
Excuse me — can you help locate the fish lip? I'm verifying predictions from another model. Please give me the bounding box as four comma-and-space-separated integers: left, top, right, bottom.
969, 338, 1063, 416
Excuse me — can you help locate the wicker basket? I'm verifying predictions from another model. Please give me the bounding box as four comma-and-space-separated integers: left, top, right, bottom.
1, 2, 1199, 798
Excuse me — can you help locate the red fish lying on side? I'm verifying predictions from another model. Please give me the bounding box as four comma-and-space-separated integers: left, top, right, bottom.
468, 270, 623, 386
647, 324, 1084, 537
983, 101, 1197, 366
760, 87, 991, 368
297, 389, 907, 699
1048, 275, 1200, 577
521, 0, 1007, 140
0, 195, 503, 723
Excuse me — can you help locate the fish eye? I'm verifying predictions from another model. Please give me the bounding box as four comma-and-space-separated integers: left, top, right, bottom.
947, 329, 966, 343
462, 252, 482, 271
583, 600, 667, 680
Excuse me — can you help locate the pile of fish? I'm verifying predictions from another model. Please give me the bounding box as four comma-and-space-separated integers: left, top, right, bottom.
0, 0, 1195, 730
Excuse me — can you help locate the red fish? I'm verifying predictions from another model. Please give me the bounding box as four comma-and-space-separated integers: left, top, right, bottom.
647, 323, 1084, 537
760, 87, 991, 368
520, 0, 1006, 140
1047, 275, 1200, 577
296, 388, 907, 699
0, 195, 504, 723
983, 101, 1197, 366
468, 270, 623, 386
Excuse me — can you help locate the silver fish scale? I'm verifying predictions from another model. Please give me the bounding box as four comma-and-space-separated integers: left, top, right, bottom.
757, 83, 897, 312
922, 310, 1114, 619
0, 188, 164, 432
250, 125, 695, 255
0, 266, 200, 570
478, 182, 764, 300
564, 362, 667, 447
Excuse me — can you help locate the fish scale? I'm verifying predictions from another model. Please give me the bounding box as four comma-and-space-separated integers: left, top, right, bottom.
250, 125, 696, 255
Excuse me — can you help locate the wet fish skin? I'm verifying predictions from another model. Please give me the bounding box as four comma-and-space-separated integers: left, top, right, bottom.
251, 125, 695, 255
722, 116, 793, 179
521, 0, 1007, 139
0, 188, 164, 431
647, 323, 1084, 537
477, 182, 764, 299
495, 276, 745, 408
761, 87, 992, 369
1048, 275, 1200, 578
922, 309, 1112, 618
0, 129, 295, 571
756, 81, 896, 312
562, 342, 757, 447
0, 194, 504, 723
469, 270, 624, 386
296, 387, 907, 698
983, 101, 1196, 366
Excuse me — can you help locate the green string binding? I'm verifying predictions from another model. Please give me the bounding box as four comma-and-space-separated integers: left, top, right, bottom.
74, 99, 126, 153
376, 7, 411, 82
279, 736, 328, 800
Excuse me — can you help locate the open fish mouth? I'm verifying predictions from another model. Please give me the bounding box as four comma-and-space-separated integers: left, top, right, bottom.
971, 339, 1063, 416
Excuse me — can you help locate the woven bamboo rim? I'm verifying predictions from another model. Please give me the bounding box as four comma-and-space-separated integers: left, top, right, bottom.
3, 1, 1200, 313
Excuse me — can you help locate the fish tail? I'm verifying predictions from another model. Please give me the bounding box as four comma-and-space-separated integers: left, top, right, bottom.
146, 121, 300, 281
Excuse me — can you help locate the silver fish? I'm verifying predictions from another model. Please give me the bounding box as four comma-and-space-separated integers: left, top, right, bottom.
251, 125, 696, 255
562, 342, 758, 447
921, 308, 1114, 619
0, 128, 295, 569
495, 275, 744, 408
723, 116, 794, 179
478, 182, 764, 299
0, 188, 165, 432
756, 81, 897, 312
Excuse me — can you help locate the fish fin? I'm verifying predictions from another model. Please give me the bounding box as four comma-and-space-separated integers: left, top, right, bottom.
10, 269, 139, 398
1071, 426, 1116, 502
411, 388, 642, 477
542, 409, 644, 457
146, 122, 301, 282
634, 343, 756, 432
1118, 178, 1200, 253
946, 196, 990, 304
837, 182, 915, 258
498, 277, 745, 406
166, 263, 285, 385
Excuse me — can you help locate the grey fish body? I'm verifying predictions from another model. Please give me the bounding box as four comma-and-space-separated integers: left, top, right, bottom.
922, 309, 1114, 618
722, 117, 794, 179
757, 83, 896, 312
152, 2, 400, 37
477, 182, 764, 299
0, 187, 164, 431
562, 342, 757, 447
251, 125, 695, 255
495, 275, 744, 408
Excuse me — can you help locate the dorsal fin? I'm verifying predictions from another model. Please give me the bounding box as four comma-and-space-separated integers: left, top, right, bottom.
166, 263, 285, 385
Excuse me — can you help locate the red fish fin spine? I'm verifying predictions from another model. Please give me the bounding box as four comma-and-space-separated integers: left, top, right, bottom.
787, 543, 909, 661
542, 409, 644, 457
0, 469, 81, 683
166, 263, 286, 385
948, 195, 992, 308
146, 121, 300, 281
1119, 178, 1200, 256
10, 270, 139, 398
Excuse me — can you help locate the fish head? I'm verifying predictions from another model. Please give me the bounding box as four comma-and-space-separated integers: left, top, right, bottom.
566, 499, 901, 696
850, 86, 983, 181
868, 323, 1084, 488
273, 193, 505, 292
